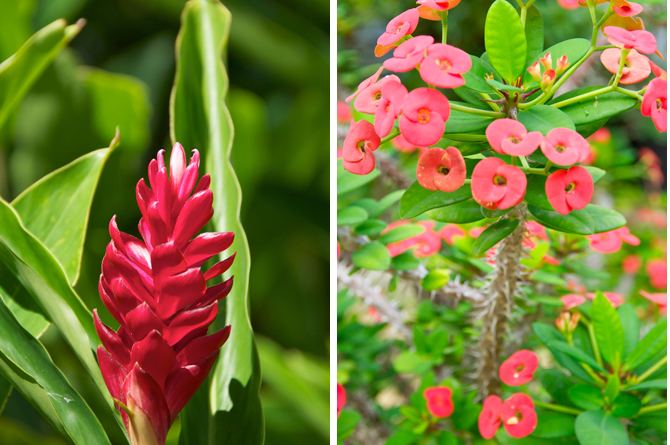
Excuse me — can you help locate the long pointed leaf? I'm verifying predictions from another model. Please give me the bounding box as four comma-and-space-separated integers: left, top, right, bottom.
170, 1, 263, 444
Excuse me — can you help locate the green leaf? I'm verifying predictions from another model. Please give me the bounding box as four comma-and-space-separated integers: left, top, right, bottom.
400, 406, 423, 423
484, 0, 527, 82
0, 374, 11, 416
392, 252, 420, 271
524, 175, 552, 210
369, 190, 405, 218
528, 204, 595, 235
351, 242, 391, 271
337, 160, 380, 195
386, 430, 420, 445
393, 351, 435, 374
337, 206, 368, 226
583, 166, 606, 184
11, 133, 118, 285
624, 379, 667, 391
169, 1, 263, 443
398, 181, 472, 219
616, 303, 639, 359
337, 410, 361, 441
426, 200, 485, 224
523, 6, 544, 68
625, 318, 666, 370
472, 218, 519, 255
453, 86, 489, 107
0, 19, 84, 130
611, 393, 641, 418
592, 292, 624, 367
538, 369, 574, 407
518, 105, 575, 135
604, 374, 620, 403
444, 108, 494, 134
532, 410, 575, 438
547, 341, 606, 372
481, 206, 512, 219
462, 55, 500, 93
574, 410, 628, 445
532, 323, 595, 383
485, 78, 523, 92
353, 219, 387, 237
568, 384, 604, 411
582, 205, 626, 234
379, 224, 425, 244
549, 86, 637, 125
422, 270, 450, 291
523, 38, 591, 86
0, 294, 111, 445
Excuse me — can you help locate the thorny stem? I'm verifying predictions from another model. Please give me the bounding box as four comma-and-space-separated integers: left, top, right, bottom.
441, 10, 448, 45
533, 400, 583, 416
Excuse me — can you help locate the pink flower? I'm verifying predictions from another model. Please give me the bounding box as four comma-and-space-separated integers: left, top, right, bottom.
556, 311, 580, 333
342, 120, 380, 175
499, 350, 539, 386
438, 224, 466, 244
545, 166, 594, 215
646, 258, 667, 289
478, 395, 502, 439
525, 221, 549, 241
561, 294, 586, 309
587, 127, 611, 143
557, 0, 580, 9
469, 226, 486, 238
541, 69, 556, 90
377, 8, 420, 47
386, 220, 442, 257
586, 227, 640, 253
527, 62, 542, 83
586, 292, 625, 307
604, 26, 657, 54
346, 66, 384, 103
424, 386, 454, 418
337, 383, 346, 418
540, 127, 590, 165
613, 0, 644, 17
399, 88, 451, 147
337, 101, 352, 122
600, 48, 650, 84
640, 290, 667, 314
337, 241, 341, 258
556, 55, 570, 76
353, 74, 402, 114
96, 144, 234, 444
622, 255, 642, 274
501, 393, 537, 438
383, 35, 434, 72
641, 78, 667, 132
417, 0, 461, 12
649, 60, 667, 79
374, 80, 408, 137
471, 158, 526, 210
416, 146, 467, 192
419, 43, 472, 88
391, 134, 426, 153
485, 119, 542, 157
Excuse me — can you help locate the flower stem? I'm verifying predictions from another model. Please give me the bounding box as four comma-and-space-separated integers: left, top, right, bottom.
519, 167, 546, 175
586, 320, 604, 368
519, 156, 530, 169
441, 11, 448, 45
450, 102, 505, 118
550, 85, 613, 108
380, 128, 400, 145
635, 355, 668, 384
612, 48, 630, 88
543, 160, 554, 174
520, 6, 528, 28
635, 402, 667, 417
441, 133, 488, 142
533, 400, 583, 416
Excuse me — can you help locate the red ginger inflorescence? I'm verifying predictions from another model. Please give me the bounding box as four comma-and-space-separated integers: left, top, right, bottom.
94, 143, 234, 445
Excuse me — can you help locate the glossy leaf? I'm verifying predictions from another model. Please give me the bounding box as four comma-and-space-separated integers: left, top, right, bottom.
568, 385, 604, 411
583, 204, 626, 234
169, 0, 263, 443
337, 206, 368, 226
337, 160, 380, 195
625, 318, 666, 370
421, 270, 450, 291
471, 218, 519, 255
616, 303, 639, 359
523, 38, 591, 86
532, 410, 575, 438
462, 55, 500, 93
624, 379, 667, 391
398, 182, 472, 219
575, 410, 628, 445
0, 296, 111, 445
354, 219, 387, 236
518, 105, 575, 135
444, 108, 494, 134
524, 175, 552, 210
547, 341, 606, 372
523, 5, 544, 68
379, 224, 425, 244
481, 206, 512, 219
11, 132, 118, 285
391, 252, 420, 271
611, 393, 641, 418
592, 292, 624, 366
0, 19, 84, 129
352, 242, 391, 271
485, 78, 523, 92
549, 86, 637, 125
453, 86, 489, 107
532, 323, 595, 383
426, 200, 485, 224
583, 166, 606, 184
484, 0, 527, 82
528, 204, 595, 235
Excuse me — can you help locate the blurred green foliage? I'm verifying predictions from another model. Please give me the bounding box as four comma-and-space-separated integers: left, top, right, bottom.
0, 0, 328, 443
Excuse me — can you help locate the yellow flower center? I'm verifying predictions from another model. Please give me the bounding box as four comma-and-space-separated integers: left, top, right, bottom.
418, 109, 431, 124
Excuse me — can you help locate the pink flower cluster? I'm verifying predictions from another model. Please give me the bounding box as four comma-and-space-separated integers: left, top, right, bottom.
384, 220, 465, 257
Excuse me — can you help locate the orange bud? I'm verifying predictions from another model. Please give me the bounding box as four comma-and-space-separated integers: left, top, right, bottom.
527, 62, 542, 83
540, 52, 553, 70
541, 69, 556, 90
556, 55, 570, 76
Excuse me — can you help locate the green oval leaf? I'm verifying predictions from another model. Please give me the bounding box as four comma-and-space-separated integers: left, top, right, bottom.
354, 219, 388, 236
462, 55, 500, 93
426, 200, 485, 224
484, 0, 527, 82
398, 181, 472, 219
379, 224, 425, 244
421, 270, 450, 291
523, 5, 544, 68
583, 204, 626, 233
369, 190, 405, 218
444, 107, 494, 134
532, 410, 575, 438
617, 303, 640, 359
337, 206, 368, 226
568, 384, 604, 411
549, 86, 637, 125
625, 318, 666, 370
547, 341, 606, 372
575, 410, 628, 445
518, 105, 575, 135
485, 78, 523, 92
592, 292, 624, 367
472, 218, 519, 255
528, 204, 596, 235
391, 252, 420, 271
337, 160, 380, 195
352, 241, 391, 270
523, 38, 591, 86
611, 393, 641, 418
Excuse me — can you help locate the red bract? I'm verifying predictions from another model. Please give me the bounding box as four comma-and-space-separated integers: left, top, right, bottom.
499, 350, 538, 386
540, 127, 590, 165
641, 78, 667, 132
640, 290, 667, 314
561, 294, 586, 309
337, 383, 346, 418
545, 166, 593, 215
622, 254, 642, 274
417, 0, 461, 12
646, 258, 667, 289
375, 80, 408, 137
383, 35, 434, 72
423, 386, 454, 418
377, 8, 420, 47
478, 395, 502, 439
501, 393, 537, 438
342, 120, 380, 175
391, 134, 426, 153
600, 48, 650, 84
386, 220, 442, 257
419, 44, 472, 88
337, 101, 352, 122
438, 224, 466, 244
586, 292, 625, 307
649, 60, 667, 79
604, 26, 657, 54
345, 66, 384, 103
613, 0, 643, 16
96, 143, 234, 445
416, 146, 466, 192
399, 88, 450, 147
485, 119, 542, 157
525, 221, 549, 241
586, 226, 640, 253
471, 157, 527, 210
354, 74, 401, 114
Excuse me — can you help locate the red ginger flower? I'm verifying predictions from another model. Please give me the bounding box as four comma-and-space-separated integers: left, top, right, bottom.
501, 393, 537, 438
499, 350, 538, 386
641, 78, 667, 132
478, 395, 502, 439
545, 166, 594, 215
471, 157, 527, 210
416, 146, 466, 192
486, 119, 542, 157
95, 143, 234, 445
337, 383, 346, 417
423, 386, 454, 418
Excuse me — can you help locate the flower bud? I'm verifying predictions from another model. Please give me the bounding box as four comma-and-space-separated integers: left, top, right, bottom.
556, 312, 571, 333
569, 312, 581, 331
540, 52, 553, 70
556, 55, 570, 76
527, 62, 542, 84
541, 69, 556, 91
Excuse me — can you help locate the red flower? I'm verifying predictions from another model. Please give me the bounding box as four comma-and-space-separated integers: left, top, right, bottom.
342, 120, 380, 175
438, 224, 466, 245
417, 0, 461, 12
345, 66, 384, 103
622, 254, 642, 274
423, 386, 454, 418
646, 258, 667, 289
416, 147, 466, 192
525, 221, 549, 241
649, 60, 667, 79
561, 294, 586, 309
471, 157, 526, 210
383, 35, 434, 72
419, 44, 472, 88
95, 144, 234, 445
600, 48, 650, 84
545, 166, 593, 215
540, 127, 590, 165
353, 74, 401, 115
337, 101, 352, 122
499, 350, 538, 386
640, 290, 667, 314
478, 395, 502, 439
485, 119, 542, 157
641, 78, 667, 132
377, 8, 420, 47
604, 26, 657, 54
586, 291, 625, 307
375, 80, 408, 137
501, 393, 537, 438
337, 383, 346, 418
391, 134, 426, 153
556, 0, 580, 9
386, 220, 442, 257
399, 88, 451, 147
586, 226, 640, 253
613, 0, 643, 16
